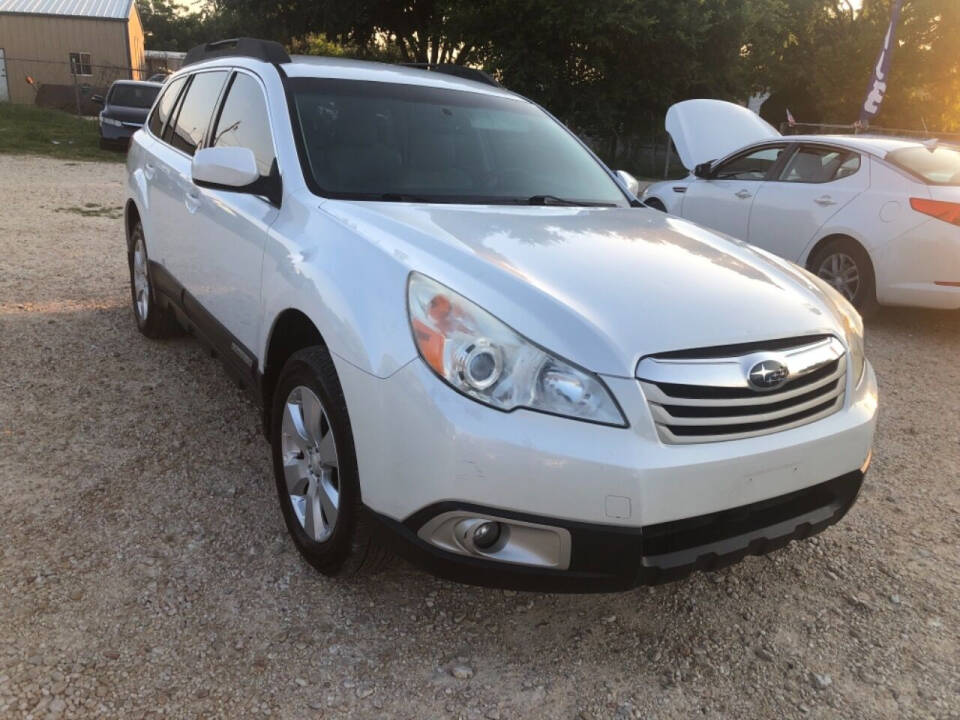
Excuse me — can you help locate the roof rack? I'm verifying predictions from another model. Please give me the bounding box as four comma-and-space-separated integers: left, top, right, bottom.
184, 38, 291, 67
401, 63, 500, 88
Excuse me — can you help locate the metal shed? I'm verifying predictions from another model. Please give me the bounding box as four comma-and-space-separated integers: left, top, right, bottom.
0, 0, 145, 107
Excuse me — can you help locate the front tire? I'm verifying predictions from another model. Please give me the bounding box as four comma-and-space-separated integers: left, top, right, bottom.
645, 197, 667, 212
271, 346, 391, 576
808, 237, 879, 316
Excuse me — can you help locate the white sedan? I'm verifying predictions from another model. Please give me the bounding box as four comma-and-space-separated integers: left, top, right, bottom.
643, 100, 960, 313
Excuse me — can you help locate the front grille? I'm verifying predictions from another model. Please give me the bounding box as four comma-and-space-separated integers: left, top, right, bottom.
637, 336, 847, 444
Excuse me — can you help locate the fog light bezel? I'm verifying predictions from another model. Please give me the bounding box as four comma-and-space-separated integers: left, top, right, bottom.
417, 511, 571, 569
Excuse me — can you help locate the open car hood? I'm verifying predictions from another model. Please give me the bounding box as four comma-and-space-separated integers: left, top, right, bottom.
666, 99, 781, 170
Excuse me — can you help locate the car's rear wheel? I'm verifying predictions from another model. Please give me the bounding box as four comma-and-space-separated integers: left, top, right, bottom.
128, 221, 181, 338
271, 346, 392, 576
809, 238, 878, 317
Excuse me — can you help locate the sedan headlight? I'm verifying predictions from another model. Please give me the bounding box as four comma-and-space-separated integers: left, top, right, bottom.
407, 272, 626, 426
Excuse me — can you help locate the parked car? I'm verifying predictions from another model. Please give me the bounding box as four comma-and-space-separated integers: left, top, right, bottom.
93, 80, 162, 149
124, 39, 877, 592
643, 99, 960, 314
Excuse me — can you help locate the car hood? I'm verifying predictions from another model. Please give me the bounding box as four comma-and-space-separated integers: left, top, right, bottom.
103, 105, 150, 124
324, 202, 845, 377
666, 99, 781, 170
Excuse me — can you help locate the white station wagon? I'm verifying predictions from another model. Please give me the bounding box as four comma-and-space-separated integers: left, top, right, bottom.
124, 39, 877, 591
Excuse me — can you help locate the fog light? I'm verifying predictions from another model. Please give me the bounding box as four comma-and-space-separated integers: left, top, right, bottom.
472, 521, 501, 550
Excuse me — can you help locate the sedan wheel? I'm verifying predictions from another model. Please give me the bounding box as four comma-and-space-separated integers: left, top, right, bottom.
281, 386, 340, 543
816, 252, 860, 302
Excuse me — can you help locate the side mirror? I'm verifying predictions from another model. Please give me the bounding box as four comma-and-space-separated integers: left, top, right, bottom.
192, 147, 283, 206
693, 161, 713, 179
91, 94, 105, 105
192, 146, 259, 188
616, 169, 641, 197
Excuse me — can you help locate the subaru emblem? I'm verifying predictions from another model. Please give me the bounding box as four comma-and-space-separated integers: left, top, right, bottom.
748, 359, 789, 390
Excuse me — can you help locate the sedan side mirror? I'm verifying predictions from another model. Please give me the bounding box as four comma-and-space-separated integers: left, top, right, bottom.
693, 161, 714, 179
91, 94, 105, 105
616, 169, 641, 197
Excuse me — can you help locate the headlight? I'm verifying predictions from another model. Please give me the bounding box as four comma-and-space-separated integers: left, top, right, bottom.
407, 272, 626, 426
804, 271, 865, 385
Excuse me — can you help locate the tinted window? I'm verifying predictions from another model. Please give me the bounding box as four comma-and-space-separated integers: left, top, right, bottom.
147, 76, 185, 137
212, 73, 276, 177
169, 71, 228, 156
714, 146, 785, 180
290, 78, 627, 206
109, 83, 160, 109
780, 147, 860, 183
887, 145, 960, 186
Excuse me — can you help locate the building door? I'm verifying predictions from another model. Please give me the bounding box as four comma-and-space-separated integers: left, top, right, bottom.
0, 49, 9, 102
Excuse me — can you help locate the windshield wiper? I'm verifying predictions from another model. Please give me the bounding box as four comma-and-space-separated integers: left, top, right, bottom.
525, 195, 616, 207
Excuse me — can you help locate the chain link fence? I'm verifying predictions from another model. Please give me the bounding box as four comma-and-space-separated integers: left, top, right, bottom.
1, 56, 177, 114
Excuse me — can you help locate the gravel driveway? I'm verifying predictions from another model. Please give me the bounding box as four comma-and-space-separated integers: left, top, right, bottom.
1, 155, 957, 720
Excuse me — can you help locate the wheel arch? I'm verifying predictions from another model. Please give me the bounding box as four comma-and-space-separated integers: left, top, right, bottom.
803, 233, 873, 273
124, 199, 141, 251
260, 308, 326, 436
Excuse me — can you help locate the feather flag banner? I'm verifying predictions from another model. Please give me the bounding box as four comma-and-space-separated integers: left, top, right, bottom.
859, 0, 905, 127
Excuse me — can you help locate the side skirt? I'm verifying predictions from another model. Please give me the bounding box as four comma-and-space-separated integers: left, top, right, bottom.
150, 261, 264, 408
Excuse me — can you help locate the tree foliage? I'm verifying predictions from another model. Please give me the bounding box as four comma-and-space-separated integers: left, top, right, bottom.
141, 0, 960, 135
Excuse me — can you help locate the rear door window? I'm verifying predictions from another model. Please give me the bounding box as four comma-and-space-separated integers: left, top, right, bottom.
779, 146, 860, 183
168, 71, 229, 156
147, 76, 186, 138
211, 72, 276, 177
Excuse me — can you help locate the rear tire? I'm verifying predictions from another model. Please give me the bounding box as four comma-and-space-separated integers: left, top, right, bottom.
128, 221, 182, 338
271, 346, 392, 577
808, 237, 879, 317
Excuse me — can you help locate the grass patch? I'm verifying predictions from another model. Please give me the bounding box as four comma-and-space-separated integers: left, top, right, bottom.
0, 104, 124, 162
55, 203, 124, 219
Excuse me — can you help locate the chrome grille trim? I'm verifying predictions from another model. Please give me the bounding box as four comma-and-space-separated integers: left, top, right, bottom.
637, 336, 848, 445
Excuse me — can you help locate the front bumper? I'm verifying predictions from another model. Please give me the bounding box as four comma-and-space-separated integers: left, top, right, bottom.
369, 469, 864, 592
99, 121, 139, 142
335, 355, 877, 590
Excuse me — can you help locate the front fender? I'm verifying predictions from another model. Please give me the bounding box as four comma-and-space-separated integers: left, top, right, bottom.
258, 194, 417, 378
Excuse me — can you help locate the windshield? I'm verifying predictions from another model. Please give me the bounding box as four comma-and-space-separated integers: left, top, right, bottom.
108, 83, 160, 109
290, 78, 627, 206
887, 145, 960, 186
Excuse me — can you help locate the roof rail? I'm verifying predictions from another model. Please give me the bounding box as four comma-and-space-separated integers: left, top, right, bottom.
401, 63, 500, 88
184, 38, 291, 67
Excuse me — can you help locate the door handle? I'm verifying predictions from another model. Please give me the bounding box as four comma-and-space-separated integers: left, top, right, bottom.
815, 195, 837, 206
144, 161, 156, 180
185, 190, 201, 213
735, 189, 752, 199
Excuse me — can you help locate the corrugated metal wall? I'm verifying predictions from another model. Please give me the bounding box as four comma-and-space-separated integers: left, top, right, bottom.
0, 11, 136, 104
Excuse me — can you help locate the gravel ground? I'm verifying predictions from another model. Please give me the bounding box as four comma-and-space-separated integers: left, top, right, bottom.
1, 154, 958, 720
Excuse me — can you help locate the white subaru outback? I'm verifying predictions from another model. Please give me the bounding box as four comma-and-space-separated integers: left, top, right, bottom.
125, 38, 877, 592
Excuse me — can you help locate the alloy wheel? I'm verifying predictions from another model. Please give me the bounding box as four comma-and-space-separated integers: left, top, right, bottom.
817, 252, 860, 302
132, 232, 150, 321
280, 386, 340, 542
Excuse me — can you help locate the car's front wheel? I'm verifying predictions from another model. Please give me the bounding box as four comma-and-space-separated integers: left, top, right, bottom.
271, 346, 392, 576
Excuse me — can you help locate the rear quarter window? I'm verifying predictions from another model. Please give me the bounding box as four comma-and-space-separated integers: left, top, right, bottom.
887, 146, 960, 186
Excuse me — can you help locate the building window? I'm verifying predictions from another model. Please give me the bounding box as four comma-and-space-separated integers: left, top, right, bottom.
69, 52, 92, 76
